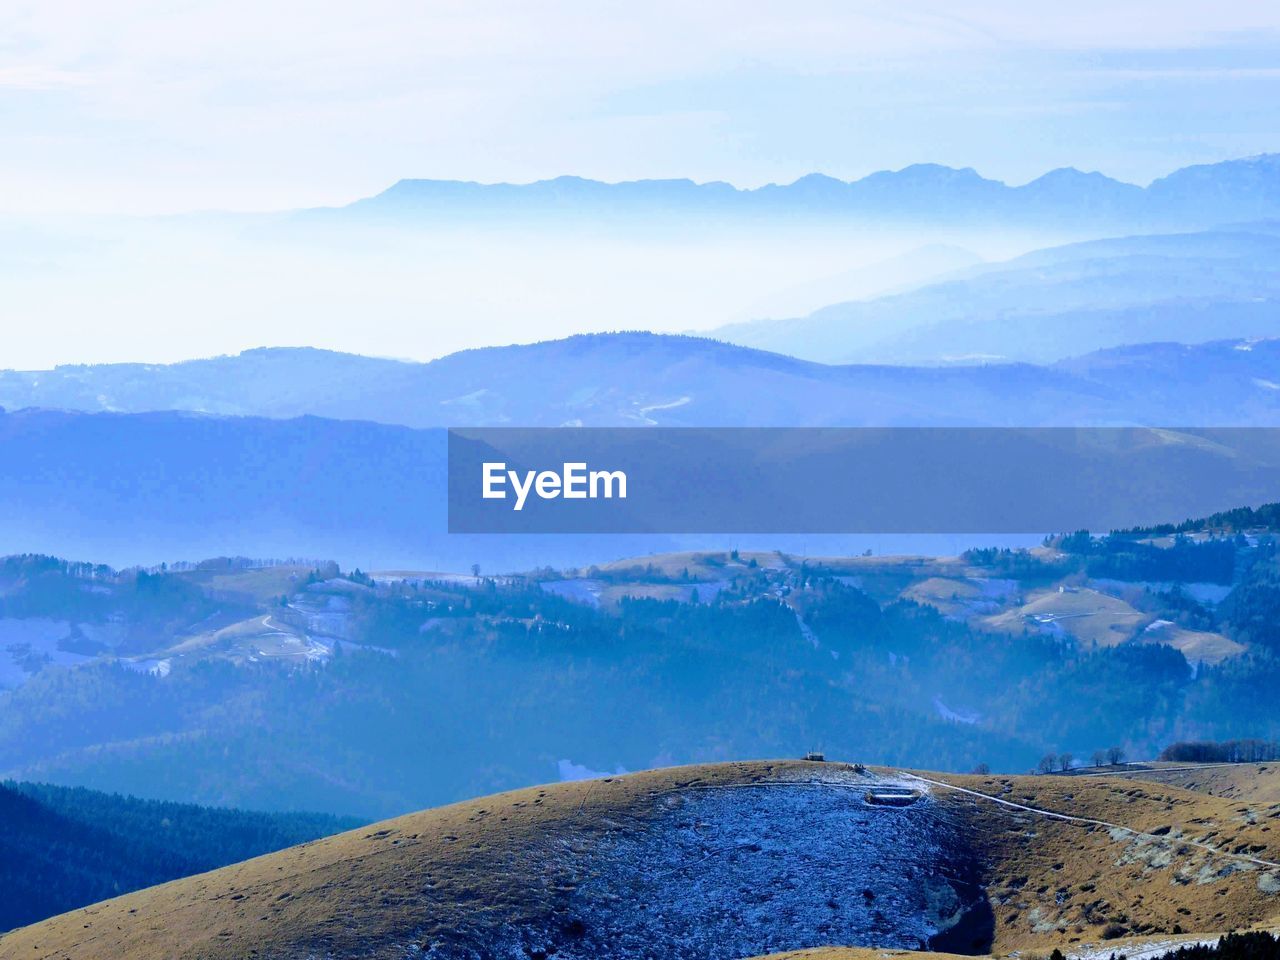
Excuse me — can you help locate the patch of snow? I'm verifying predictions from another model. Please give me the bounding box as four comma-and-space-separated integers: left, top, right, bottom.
933, 696, 980, 725
439, 388, 491, 407
427, 573, 490, 586
0, 618, 94, 689
289, 606, 351, 639
0, 617, 71, 646
632, 396, 693, 425
125, 658, 171, 678
794, 612, 820, 649
1070, 938, 1219, 960
305, 578, 372, 594
508, 769, 990, 960
541, 579, 604, 607
558, 759, 628, 781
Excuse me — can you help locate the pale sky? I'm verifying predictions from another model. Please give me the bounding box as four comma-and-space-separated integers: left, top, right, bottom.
3, 0, 1280, 214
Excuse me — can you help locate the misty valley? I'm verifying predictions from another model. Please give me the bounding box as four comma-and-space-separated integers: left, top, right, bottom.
3, 510, 1279, 823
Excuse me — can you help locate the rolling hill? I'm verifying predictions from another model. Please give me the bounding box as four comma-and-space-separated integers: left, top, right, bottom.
1087, 763, 1280, 806
3, 760, 1278, 960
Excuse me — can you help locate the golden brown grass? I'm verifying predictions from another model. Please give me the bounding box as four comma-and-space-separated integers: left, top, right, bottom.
749, 949, 980, 960
927, 771, 1280, 951
175, 565, 314, 606
900, 577, 999, 619
0, 762, 815, 960
1131, 625, 1244, 665
1104, 763, 1280, 806
4, 762, 1280, 960
981, 588, 1146, 648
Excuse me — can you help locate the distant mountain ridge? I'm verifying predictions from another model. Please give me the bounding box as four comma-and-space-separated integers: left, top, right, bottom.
1, 334, 1279, 568
337, 154, 1280, 229
711, 226, 1280, 364
3, 332, 1280, 429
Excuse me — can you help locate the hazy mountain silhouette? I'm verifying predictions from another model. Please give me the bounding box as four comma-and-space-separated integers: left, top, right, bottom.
333, 155, 1280, 230
711, 227, 1280, 364
3, 333, 1280, 429
1, 333, 1280, 567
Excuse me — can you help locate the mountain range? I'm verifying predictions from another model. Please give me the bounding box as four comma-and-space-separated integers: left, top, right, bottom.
333, 154, 1280, 231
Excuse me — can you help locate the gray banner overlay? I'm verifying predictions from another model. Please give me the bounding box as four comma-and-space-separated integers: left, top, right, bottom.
448, 428, 1280, 534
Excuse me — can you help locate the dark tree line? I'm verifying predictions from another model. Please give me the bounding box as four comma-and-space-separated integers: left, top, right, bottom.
0, 780, 362, 933
1159, 738, 1280, 762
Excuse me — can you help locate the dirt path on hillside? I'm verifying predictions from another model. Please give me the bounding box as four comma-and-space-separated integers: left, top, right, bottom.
903, 773, 1280, 871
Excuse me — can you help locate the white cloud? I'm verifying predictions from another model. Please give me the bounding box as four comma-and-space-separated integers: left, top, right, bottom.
0, 65, 92, 89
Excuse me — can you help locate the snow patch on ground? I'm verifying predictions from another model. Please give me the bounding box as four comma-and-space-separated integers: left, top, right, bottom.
933, 697, 981, 725
794, 611, 820, 649
1070, 937, 1220, 960
633, 396, 692, 424
564, 774, 984, 959
427, 768, 990, 960
541, 579, 604, 607
124, 658, 171, 678
0, 617, 93, 688
557, 759, 629, 781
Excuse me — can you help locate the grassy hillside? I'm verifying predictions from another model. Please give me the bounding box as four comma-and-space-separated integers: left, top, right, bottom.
0, 780, 362, 933
3, 761, 1278, 960
1095, 763, 1280, 806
